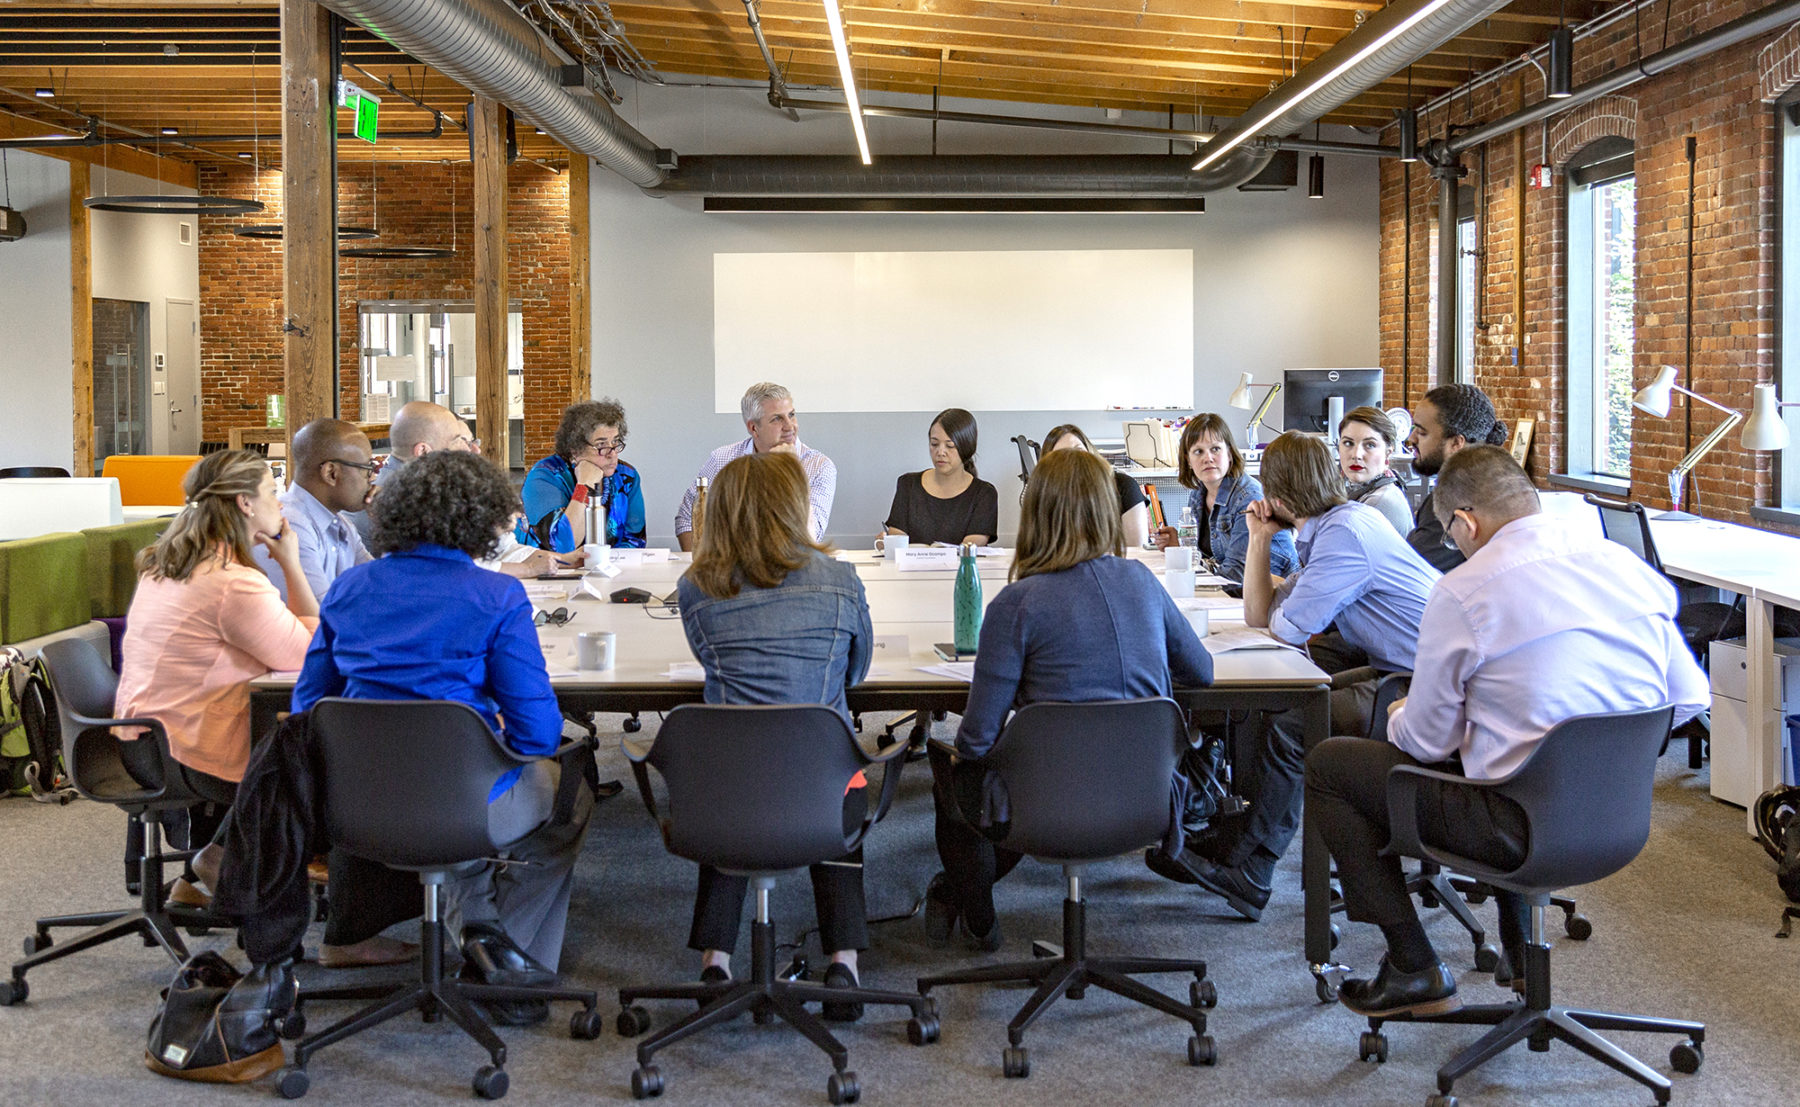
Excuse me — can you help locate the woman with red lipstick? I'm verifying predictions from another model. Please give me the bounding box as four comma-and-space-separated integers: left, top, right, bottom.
1337, 406, 1413, 536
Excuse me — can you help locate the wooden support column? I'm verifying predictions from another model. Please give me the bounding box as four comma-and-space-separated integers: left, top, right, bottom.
280, 0, 338, 451
70, 162, 93, 476
471, 95, 509, 466
569, 153, 591, 407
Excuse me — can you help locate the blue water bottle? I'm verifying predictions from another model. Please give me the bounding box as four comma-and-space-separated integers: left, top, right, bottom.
953, 543, 982, 655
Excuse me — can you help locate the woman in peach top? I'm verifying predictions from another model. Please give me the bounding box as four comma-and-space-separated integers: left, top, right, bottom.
115, 450, 319, 905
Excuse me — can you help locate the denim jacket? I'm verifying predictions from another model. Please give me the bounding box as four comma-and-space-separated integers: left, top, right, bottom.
675, 552, 872, 723
1184, 474, 1298, 583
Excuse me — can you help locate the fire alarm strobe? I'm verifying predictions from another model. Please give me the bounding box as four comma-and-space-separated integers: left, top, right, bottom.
1528, 164, 1554, 190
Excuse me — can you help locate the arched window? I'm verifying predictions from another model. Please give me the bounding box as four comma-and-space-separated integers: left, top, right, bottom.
1565, 135, 1635, 480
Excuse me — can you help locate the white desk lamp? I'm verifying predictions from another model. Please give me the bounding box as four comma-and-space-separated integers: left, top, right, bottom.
1742, 383, 1800, 451
1229, 372, 1282, 449
1631, 365, 1741, 511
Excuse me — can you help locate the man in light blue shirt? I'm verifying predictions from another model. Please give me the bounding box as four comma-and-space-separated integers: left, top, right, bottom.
1151, 432, 1437, 920
254, 419, 376, 602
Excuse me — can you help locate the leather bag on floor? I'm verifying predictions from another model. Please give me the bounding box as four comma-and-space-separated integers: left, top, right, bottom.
144, 951, 293, 1084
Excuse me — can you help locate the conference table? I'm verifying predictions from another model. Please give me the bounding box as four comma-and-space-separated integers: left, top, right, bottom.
248, 548, 1346, 995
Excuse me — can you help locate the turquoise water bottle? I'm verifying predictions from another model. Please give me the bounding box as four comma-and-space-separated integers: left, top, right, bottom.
953, 543, 982, 654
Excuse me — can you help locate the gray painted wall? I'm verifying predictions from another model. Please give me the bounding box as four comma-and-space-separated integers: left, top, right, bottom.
0, 152, 74, 473
592, 83, 1379, 547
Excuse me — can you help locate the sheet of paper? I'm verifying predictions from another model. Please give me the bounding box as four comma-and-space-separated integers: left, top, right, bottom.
1200, 624, 1301, 654
664, 662, 706, 681
523, 581, 571, 603
918, 662, 976, 682
269, 670, 302, 680
1179, 595, 1245, 617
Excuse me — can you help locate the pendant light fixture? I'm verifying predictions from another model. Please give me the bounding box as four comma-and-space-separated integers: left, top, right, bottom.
1307, 124, 1324, 199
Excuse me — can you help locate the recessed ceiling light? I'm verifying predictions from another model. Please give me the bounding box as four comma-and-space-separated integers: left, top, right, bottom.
237, 152, 253, 159
161, 127, 179, 136
34, 88, 54, 98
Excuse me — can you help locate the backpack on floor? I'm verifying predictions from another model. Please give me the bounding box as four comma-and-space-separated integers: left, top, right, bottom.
1753, 786, 1800, 905
1, 648, 74, 803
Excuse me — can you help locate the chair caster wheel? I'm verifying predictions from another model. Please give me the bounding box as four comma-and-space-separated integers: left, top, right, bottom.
919, 995, 939, 1019
1190, 979, 1218, 1009
630, 1064, 664, 1099
1564, 914, 1593, 940
1425, 1094, 1458, 1107
1002, 1046, 1030, 1078
1473, 943, 1500, 973
827, 1070, 860, 1104
1359, 1030, 1388, 1063
615, 1005, 651, 1037
1463, 887, 1488, 904
278, 1012, 306, 1040
1187, 1034, 1217, 1066
622, 716, 643, 733
0, 977, 27, 1006
1314, 975, 1338, 1004
906, 1015, 940, 1045
570, 1007, 604, 1040
1670, 1040, 1703, 1074
275, 1066, 310, 1099
22, 933, 50, 956
472, 1065, 508, 1100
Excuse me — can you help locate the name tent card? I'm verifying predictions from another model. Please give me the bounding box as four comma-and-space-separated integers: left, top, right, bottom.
896, 547, 960, 572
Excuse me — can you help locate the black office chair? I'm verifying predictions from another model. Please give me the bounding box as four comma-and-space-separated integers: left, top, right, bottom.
274, 699, 601, 1101
613, 703, 934, 1105
1334, 673, 1588, 984
1, 638, 231, 1007
1358, 705, 1705, 1107
0, 466, 72, 479
917, 699, 1218, 1078
1012, 434, 1039, 505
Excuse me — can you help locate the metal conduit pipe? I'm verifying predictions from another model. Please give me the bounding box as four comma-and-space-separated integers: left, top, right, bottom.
647, 152, 1271, 198
316, 0, 663, 187
743, 0, 799, 121
1446, 0, 1800, 154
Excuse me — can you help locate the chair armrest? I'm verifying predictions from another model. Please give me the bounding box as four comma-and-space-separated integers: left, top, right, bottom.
1329, 665, 1380, 691
925, 736, 967, 764
1383, 763, 1517, 885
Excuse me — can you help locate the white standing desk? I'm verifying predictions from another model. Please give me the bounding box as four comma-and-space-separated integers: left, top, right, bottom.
1649, 514, 1800, 832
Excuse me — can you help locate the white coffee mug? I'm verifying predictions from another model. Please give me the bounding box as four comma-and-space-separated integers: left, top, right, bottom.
576, 630, 616, 671
1185, 607, 1210, 638
1164, 545, 1194, 574
1164, 568, 1196, 600
885, 534, 910, 561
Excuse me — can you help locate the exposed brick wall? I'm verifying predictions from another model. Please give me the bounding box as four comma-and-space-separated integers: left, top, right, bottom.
197, 159, 574, 462
1379, 2, 1795, 530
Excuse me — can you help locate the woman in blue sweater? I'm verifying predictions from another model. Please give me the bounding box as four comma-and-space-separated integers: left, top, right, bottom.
925, 448, 1215, 949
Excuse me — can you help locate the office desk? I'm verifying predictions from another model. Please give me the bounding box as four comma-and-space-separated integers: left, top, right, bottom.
246, 550, 1339, 992
1650, 515, 1800, 832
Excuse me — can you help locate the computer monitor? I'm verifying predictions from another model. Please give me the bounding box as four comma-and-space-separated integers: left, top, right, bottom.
1282, 368, 1384, 434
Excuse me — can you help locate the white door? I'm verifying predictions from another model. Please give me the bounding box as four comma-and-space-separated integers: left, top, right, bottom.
161, 299, 200, 454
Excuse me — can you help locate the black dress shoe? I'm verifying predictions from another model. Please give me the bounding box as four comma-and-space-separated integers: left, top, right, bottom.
594, 778, 625, 799
821, 963, 864, 1023
1339, 957, 1460, 1017
1144, 847, 1202, 885
478, 998, 550, 1027
923, 872, 960, 942
1186, 858, 1272, 922
461, 924, 556, 988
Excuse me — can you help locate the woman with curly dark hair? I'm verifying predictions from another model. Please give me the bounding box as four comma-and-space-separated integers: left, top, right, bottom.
517, 398, 647, 551
293, 450, 593, 1024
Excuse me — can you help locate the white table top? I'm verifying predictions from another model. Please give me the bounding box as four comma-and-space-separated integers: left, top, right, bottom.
1648, 512, 1800, 599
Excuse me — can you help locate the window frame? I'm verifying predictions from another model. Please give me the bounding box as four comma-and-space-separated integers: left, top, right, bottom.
1563, 136, 1636, 483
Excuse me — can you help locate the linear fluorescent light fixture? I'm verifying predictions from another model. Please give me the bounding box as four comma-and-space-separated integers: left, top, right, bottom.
1192, 0, 1459, 174
820, 0, 871, 165
702, 197, 1205, 214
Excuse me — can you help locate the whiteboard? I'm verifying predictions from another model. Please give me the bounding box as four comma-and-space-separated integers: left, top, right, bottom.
713, 249, 1194, 413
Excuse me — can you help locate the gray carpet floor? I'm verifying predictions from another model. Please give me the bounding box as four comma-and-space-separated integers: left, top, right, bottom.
2, 712, 1796, 1106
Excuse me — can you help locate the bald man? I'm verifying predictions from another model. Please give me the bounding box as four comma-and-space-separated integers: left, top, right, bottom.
349, 401, 478, 545
255, 418, 376, 602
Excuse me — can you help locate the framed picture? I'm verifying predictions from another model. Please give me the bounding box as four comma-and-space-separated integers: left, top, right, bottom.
1510, 418, 1535, 466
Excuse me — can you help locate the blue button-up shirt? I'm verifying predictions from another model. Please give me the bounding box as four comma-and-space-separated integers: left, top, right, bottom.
291, 544, 563, 799
1269, 500, 1438, 673
254, 482, 372, 602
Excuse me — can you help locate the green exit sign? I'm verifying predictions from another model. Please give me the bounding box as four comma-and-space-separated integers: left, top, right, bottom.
336, 79, 380, 144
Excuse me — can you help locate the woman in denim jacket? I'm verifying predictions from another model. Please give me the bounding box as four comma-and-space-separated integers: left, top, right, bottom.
1154, 413, 1297, 582
675, 451, 875, 1021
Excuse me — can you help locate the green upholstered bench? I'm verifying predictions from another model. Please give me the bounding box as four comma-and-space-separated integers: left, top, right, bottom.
0, 533, 91, 647
82, 517, 172, 619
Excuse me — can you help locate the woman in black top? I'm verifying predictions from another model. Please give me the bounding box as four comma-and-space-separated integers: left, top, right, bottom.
881, 408, 1000, 547
1042, 423, 1151, 547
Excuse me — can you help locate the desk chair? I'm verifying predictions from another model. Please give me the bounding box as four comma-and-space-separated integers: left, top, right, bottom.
1358, 705, 1705, 1107
916, 699, 1218, 1078
274, 699, 600, 1101
1012, 434, 1039, 505
614, 703, 934, 1105
1, 638, 231, 1007
1332, 674, 1588, 985
1584, 494, 1752, 767
0, 467, 71, 479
